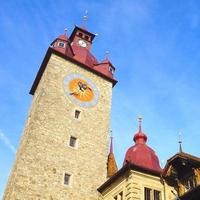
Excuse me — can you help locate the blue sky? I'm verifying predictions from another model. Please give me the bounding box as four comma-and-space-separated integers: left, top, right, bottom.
1, 0, 200, 197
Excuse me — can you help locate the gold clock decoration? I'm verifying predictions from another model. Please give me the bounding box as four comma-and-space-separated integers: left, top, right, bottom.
64, 74, 99, 107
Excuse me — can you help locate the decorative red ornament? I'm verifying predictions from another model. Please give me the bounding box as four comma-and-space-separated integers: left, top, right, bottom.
123, 117, 162, 173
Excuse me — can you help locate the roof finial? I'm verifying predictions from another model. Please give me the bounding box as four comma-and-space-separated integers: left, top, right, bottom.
82, 10, 88, 29
105, 51, 109, 60
178, 132, 183, 153
133, 116, 147, 144
64, 28, 67, 35
138, 116, 142, 132
110, 130, 113, 154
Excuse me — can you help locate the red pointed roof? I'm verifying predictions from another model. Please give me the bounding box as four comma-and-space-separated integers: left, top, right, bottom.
51, 30, 74, 57
30, 26, 117, 95
93, 57, 115, 79
123, 117, 162, 173
107, 136, 118, 178
71, 44, 98, 68
54, 26, 116, 79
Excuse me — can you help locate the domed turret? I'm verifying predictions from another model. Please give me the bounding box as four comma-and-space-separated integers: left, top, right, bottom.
123, 117, 162, 172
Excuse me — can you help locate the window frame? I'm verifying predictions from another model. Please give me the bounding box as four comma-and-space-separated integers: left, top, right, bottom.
63, 173, 72, 186
144, 187, 161, 200
74, 109, 81, 119
69, 136, 78, 148
109, 66, 114, 74
57, 41, 65, 48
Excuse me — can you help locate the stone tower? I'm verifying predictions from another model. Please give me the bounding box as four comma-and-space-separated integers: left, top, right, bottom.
3, 23, 117, 199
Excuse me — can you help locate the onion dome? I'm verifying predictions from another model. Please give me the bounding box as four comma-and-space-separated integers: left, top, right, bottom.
123, 117, 162, 172
107, 134, 118, 178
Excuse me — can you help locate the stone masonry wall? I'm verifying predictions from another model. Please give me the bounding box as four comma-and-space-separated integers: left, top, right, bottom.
3, 53, 113, 200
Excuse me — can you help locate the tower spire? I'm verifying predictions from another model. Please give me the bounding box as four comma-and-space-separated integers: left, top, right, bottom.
110, 130, 113, 154
82, 10, 88, 29
107, 130, 118, 178
178, 132, 183, 153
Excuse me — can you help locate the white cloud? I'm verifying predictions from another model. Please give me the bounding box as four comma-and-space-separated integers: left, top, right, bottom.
0, 129, 16, 154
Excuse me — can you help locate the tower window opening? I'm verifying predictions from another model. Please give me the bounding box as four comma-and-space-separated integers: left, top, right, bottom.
75, 110, 81, 119
69, 136, 77, 148
58, 42, 65, 48
64, 173, 71, 185
85, 35, 89, 41
109, 66, 114, 74
78, 32, 83, 38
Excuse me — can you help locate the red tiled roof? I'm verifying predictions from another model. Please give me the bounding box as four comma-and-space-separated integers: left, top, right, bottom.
123, 119, 162, 173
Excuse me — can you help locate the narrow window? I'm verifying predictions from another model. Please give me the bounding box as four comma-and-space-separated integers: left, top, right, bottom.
69, 136, 77, 148
144, 188, 151, 200
154, 190, 161, 200
109, 66, 114, 74
58, 42, 65, 48
64, 173, 71, 185
85, 35, 89, 41
75, 110, 81, 119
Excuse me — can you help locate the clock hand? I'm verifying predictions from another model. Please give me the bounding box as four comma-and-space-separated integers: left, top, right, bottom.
87, 87, 92, 91
69, 92, 78, 95
78, 82, 87, 91
78, 82, 84, 91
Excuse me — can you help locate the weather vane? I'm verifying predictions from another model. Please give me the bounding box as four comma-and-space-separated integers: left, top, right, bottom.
82, 10, 88, 29
138, 116, 142, 131
110, 129, 113, 139
105, 51, 109, 59
178, 132, 183, 153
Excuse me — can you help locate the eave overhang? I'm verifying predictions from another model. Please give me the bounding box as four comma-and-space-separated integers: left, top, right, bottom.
97, 162, 162, 193
30, 47, 117, 95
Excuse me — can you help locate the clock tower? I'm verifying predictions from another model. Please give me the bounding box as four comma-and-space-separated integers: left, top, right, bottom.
3, 23, 117, 200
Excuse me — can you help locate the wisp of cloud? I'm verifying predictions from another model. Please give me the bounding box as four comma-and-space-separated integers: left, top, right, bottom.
0, 129, 16, 154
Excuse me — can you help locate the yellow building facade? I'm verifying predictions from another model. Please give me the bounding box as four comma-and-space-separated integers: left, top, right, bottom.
98, 165, 175, 200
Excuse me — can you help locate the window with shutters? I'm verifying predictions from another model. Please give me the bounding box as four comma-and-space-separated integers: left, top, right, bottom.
144, 187, 161, 200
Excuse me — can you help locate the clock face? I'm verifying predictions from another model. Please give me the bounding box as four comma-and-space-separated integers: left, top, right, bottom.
64, 74, 99, 107
78, 39, 87, 48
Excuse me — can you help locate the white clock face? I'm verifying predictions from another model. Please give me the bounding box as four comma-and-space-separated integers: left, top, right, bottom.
78, 39, 87, 48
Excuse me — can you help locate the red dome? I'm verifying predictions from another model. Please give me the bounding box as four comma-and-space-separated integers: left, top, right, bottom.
123, 118, 162, 173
